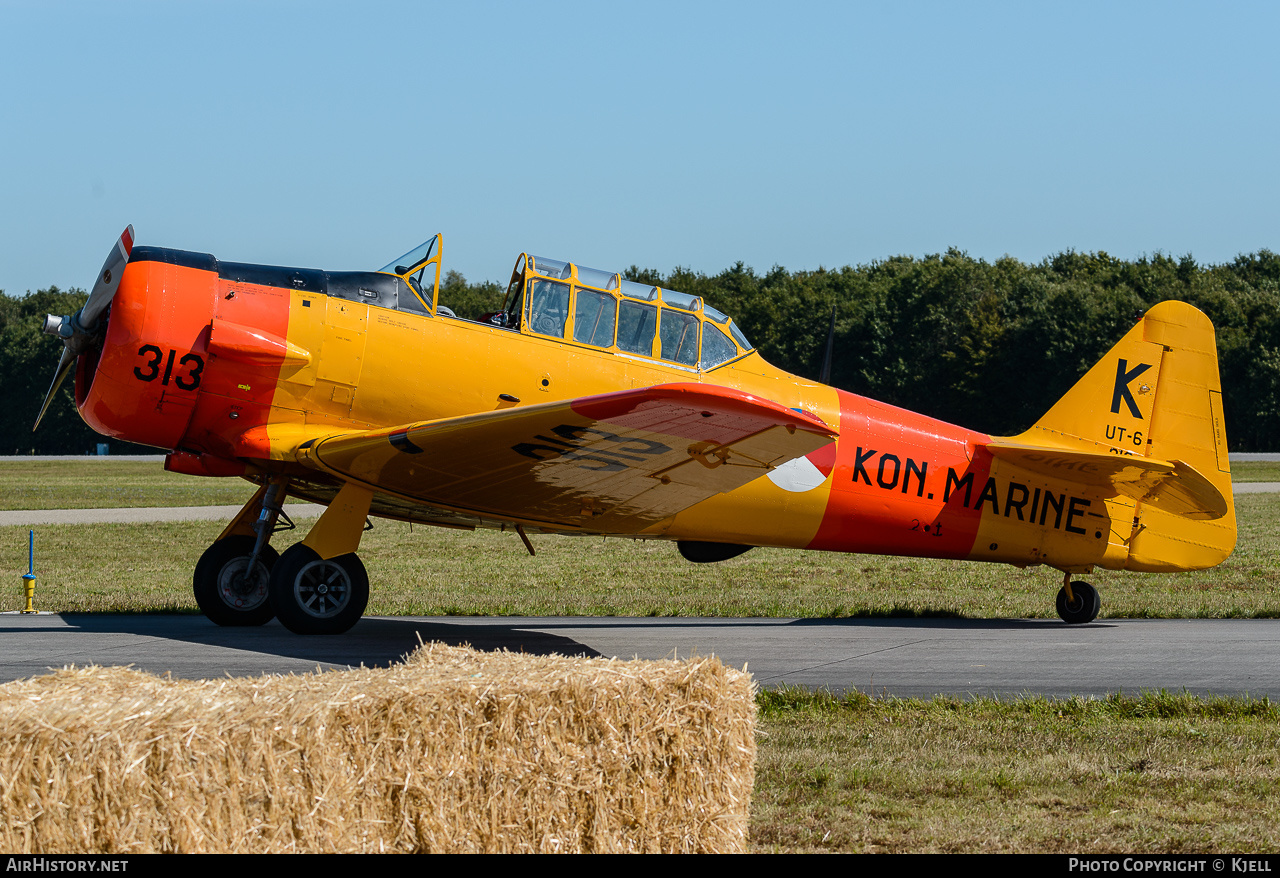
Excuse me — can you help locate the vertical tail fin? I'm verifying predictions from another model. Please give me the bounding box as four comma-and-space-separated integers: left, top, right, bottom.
1013, 301, 1234, 571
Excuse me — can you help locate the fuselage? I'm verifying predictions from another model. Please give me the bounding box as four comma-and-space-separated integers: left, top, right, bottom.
74, 246, 1191, 575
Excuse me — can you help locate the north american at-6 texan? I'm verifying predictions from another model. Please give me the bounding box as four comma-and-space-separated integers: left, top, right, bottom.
35, 227, 1236, 634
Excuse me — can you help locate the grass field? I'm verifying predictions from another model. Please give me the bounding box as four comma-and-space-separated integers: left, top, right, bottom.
753, 689, 1280, 852
1234, 460, 1280, 482
4, 492, 1279, 619
0, 459, 253, 510
3, 457, 1278, 852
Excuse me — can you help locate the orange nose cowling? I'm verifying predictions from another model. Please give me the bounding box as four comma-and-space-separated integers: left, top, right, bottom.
77, 255, 218, 451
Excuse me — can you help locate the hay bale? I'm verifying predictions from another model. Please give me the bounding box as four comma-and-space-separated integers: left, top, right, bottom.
0, 643, 755, 853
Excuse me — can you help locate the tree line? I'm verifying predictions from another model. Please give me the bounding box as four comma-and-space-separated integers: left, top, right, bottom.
4, 247, 1279, 454
0, 287, 121, 455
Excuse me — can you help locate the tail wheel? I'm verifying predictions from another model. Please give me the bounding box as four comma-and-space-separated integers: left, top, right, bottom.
1056, 580, 1101, 624
193, 536, 279, 627
269, 543, 368, 635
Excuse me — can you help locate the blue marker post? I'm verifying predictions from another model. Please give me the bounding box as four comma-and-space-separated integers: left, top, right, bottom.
21, 529, 36, 613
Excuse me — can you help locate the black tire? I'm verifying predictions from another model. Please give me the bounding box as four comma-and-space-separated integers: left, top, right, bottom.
1056, 580, 1100, 624
269, 543, 369, 635
193, 536, 279, 627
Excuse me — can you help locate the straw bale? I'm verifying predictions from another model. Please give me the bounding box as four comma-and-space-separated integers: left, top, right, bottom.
0, 643, 755, 852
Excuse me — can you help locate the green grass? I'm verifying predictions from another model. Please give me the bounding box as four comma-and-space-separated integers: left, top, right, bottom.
752, 688, 1280, 852
1232, 460, 1280, 482
0, 459, 253, 510
5, 493, 1280, 618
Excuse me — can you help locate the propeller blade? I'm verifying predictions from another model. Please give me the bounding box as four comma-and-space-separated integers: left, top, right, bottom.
33, 225, 135, 431
33, 347, 76, 432
78, 224, 135, 331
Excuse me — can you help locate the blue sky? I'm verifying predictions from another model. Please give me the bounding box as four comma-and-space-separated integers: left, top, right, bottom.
2, 1, 1277, 296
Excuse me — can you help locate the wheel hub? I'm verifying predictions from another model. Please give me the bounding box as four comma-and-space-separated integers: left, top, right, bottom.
216, 559, 269, 610
295, 560, 352, 618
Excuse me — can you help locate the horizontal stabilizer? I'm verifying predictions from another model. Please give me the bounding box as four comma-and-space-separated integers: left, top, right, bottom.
984, 439, 1228, 520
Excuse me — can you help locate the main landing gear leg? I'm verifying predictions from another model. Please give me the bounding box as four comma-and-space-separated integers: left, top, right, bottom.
1056, 572, 1100, 624
194, 479, 290, 626
269, 481, 373, 635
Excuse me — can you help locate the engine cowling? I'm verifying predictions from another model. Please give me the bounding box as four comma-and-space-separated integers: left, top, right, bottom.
77, 250, 218, 451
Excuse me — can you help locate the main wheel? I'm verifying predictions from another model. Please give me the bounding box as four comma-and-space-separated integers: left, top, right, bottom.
1056, 580, 1101, 624
269, 543, 369, 635
193, 536, 279, 627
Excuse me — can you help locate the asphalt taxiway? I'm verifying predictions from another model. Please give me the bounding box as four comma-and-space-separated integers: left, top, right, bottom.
1, 612, 1276, 699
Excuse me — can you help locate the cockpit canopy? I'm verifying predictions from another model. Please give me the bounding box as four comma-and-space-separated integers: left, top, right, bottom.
380, 234, 443, 310
378, 236, 753, 371
499, 254, 753, 371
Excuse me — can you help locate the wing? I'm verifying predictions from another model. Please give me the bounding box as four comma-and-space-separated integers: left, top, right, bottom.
984, 439, 1229, 520
292, 383, 837, 534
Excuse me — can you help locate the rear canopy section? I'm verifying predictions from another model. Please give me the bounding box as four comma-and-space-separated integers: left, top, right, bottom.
491, 254, 755, 372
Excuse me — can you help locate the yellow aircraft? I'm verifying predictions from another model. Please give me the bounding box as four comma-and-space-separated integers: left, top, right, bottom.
35, 228, 1235, 633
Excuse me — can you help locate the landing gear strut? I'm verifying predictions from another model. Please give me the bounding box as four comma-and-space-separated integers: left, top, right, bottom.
193, 536, 279, 626
194, 479, 291, 627
200, 479, 374, 635
1056, 575, 1100, 624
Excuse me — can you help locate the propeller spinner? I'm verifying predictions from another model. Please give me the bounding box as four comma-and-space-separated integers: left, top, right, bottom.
33, 225, 135, 430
